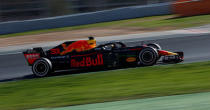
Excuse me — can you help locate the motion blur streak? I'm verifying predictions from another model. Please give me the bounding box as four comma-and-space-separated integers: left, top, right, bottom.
1, 33, 210, 81
173, 0, 210, 16
33, 92, 210, 110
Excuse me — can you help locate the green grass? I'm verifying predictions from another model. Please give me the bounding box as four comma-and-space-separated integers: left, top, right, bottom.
1, 14, 210, 38
1, 62, 210, 110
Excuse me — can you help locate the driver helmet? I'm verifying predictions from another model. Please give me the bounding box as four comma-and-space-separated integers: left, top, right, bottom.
87, 36, 96, 48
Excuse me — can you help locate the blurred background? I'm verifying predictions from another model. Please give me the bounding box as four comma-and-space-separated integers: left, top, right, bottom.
0, 0, 175, 22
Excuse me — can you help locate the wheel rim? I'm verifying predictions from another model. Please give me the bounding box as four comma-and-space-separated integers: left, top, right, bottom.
141, 51, 154, 63
34, 61, 48, 76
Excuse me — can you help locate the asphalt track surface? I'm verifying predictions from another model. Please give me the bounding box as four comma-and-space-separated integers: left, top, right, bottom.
33, 92, 210, 110
0, 33, 210, 81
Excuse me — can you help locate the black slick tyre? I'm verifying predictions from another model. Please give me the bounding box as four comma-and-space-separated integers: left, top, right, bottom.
32, 58, 52, 77
147, 43, 162, 60
138, 47, 159, 66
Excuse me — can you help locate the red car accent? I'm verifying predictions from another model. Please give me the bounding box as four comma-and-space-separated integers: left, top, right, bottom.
129, 48, 142, 51
158, 50, 176, 56
50, 48, 61, 55
71, 54, 103, 67
24, 53, 40, 65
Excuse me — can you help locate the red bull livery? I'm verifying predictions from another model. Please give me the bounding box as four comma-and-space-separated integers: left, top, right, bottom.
23, 37, 184, 77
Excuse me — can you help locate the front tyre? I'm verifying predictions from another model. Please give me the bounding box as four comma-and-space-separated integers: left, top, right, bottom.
32, 58, 52, 77
147, 43, 162, 60
147, 43, 162, 50
138, 47, 159, 66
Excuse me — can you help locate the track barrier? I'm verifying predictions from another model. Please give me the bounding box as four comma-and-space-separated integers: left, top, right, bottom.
173, 0, 210, 17
0, 3, 171, 35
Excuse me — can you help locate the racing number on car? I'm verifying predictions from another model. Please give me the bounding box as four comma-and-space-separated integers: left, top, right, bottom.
50, 48, 61, 55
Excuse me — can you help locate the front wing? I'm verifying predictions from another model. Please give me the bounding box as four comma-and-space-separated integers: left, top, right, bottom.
161, 52, 184, 63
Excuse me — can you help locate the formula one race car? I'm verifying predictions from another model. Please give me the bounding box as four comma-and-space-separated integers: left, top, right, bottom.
23, 37, 184, 77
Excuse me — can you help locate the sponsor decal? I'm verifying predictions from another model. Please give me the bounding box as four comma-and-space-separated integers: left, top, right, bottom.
51, 56, 67, 59
71, 54, 103, 67
61, 40, 95, 55
24, 53, 40, 65
126, 57, 136, 62
71, 52, 97, 58
25, 54, 40, 59
129, 48, 142, 51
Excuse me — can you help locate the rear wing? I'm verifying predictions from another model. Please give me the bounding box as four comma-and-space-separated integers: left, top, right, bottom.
23, 47, 45, 66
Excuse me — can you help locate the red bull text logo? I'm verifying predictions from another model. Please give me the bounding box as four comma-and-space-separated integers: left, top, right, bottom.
71, 54, 103, 67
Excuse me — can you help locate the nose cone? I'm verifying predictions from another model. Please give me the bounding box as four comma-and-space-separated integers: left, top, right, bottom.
158, 50, 178, 56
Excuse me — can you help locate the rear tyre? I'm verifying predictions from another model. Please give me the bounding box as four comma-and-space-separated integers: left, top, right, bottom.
32, 58, 52, 77
138, 47, 159, 66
